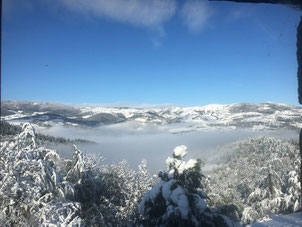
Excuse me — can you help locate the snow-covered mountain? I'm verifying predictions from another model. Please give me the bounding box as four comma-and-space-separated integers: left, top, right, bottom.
1, 101, 302, 131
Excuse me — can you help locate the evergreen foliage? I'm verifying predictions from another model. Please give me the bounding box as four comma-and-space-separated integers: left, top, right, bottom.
0, 123, 153, 226
1, 122, 300, 226
138, 145, 236, 227
0, 121, 94, 144
0, 121, 22, 136
205, 137, 301, 224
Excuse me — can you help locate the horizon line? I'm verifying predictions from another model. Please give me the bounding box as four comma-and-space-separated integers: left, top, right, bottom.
1, 99, 300, 108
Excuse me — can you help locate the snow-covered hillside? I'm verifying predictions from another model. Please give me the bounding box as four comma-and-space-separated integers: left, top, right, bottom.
205, 137, 300, 225
251, 212, 302, 227
1, 101, 302, 132
0, 123, 239, 226
1, 122, 300, 226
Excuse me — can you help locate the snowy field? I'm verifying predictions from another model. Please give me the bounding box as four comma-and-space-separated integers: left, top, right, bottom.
35, 123, 299, 172
251, 212, 302, 227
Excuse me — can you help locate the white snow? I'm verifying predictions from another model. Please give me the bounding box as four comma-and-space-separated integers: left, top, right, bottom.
250, 212, 302, 227
76, 103, 302, 133
2, 102, 302, 134
166, 157, 175, 166
149, 180, 165, 202
166, 146, 199, 175
173, 145, 187, 158
186, 159, 197, 169
162, 179, 176, 201
82, 115, 93, 119
193, 194, 206, 212
170, 186, 189, 219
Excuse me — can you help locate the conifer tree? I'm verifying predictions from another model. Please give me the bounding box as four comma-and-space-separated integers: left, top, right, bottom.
138, 145, 234, 226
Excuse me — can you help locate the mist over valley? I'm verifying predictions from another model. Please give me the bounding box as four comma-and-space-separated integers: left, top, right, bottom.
1, 101, 300, 172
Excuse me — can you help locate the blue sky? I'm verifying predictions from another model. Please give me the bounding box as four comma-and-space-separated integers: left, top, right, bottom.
2, 0, 301, 106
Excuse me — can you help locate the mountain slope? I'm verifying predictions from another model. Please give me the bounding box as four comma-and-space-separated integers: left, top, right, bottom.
1, 101, 301, 131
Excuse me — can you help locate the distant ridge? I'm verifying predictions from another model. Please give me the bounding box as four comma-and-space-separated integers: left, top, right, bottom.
1, 100, 302, 132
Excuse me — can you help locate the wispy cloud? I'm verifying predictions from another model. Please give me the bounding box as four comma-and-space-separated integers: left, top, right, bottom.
180, 0, 212, 33
59, 0, 177, 29
59, 0, 213, 34
4, 0, 214, 45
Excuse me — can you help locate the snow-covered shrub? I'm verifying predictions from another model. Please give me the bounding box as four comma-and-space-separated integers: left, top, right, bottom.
138, 145, 234, 227
0, 123, 83, 226
96, 159, 154, 226
60, 147, 154, 226
0, 123, 155, 226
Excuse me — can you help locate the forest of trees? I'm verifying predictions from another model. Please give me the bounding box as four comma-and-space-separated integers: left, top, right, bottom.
0, 121, 94, 144
205, 137, 300, 224
0, 123, 300, 226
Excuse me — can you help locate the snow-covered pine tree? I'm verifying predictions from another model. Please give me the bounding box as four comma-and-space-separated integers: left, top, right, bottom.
284, 170, 301, 212
138, 145, 235, 227
242, 166, 283, 224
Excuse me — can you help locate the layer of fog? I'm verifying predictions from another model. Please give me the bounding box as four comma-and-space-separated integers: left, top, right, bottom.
36, 122, 299, 173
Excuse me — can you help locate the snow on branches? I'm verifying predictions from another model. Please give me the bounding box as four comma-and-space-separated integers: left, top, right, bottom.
0, 123, 154, 226
139, 145, 235, 227
0, 123, 83, 226
206, 137, 301, 224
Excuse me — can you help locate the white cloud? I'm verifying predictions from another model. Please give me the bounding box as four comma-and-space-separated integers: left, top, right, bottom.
180, 0, 212, 32
5, 0, 213, 35
59, 0, 177, 29
55, 0, 213, 39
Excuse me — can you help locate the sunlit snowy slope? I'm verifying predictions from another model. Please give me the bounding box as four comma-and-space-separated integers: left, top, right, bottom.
1, 101, 302, 132
251, 212, 302, 227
